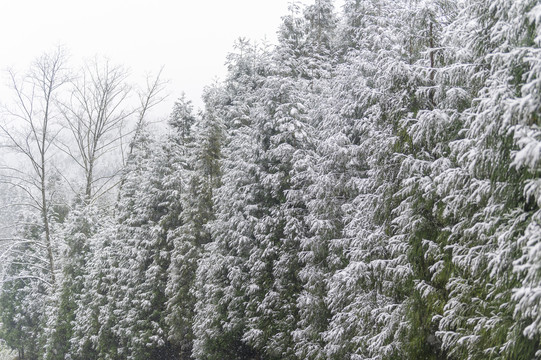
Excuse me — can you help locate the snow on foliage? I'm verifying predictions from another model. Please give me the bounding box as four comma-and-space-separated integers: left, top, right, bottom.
0, 0, 540, 359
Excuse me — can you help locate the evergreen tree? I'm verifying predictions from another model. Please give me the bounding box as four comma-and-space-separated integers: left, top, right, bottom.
0, 215, 49, 359
512, 0, 541, 354
44, 204, 101, 360
1, 3, 540, 360
192, 41, 269, 360
436, 0, 540, 358
165, 89, 224, 359
324, 1, 419, 358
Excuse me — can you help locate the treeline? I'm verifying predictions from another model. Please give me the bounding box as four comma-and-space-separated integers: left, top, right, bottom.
1, 0, 541, 359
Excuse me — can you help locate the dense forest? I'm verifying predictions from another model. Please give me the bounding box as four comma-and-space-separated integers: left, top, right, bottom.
1, 0, 541, 359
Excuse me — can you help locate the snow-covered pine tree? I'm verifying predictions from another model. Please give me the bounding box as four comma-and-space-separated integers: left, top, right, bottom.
237, 3, 339, 355
44, 203, 101, 360
292, 91, 351, 360
272, 2, 344, 359
69, 123, 176, 359
239, 76, 310, 360
110, 127, 178, 359
165, 89, 224, 359
511, 1, 541, 355
382, 1, 464, 358
192, 39, 269, 360
324, 0, 429, 358
0, 213, 50, 359
162, 96, 197, 360
69, 214, 117, 359
433, 0, 540, 358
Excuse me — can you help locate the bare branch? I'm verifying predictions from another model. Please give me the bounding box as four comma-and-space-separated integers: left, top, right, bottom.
1, 275, 52, 288
0, 47, 68, 290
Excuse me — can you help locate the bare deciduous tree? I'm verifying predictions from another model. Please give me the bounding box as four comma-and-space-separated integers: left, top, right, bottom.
127, 67, 168, 159
0, 47, 68, 289
57, 60, 167, 204
57, 58, 133, 202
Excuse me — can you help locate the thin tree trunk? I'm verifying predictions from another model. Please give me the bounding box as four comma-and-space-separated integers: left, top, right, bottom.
85, 161, 94, 201
40, 62, 58, 289
429, 21, 436, 105
41, 177, 56, 288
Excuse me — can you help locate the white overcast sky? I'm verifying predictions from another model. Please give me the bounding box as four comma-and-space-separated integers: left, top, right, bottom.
0, 0, 342, 116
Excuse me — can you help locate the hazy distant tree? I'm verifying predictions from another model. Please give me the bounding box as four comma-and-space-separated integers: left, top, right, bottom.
0, 47, 68, 290
57, 58, 134, 203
